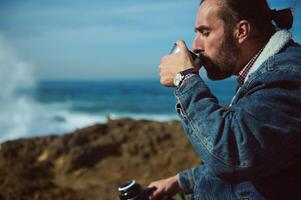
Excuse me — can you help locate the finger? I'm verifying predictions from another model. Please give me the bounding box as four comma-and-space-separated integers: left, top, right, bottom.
147, 186, 157, 200
175, 40, 195, 63
147, 186, 157, 195
152, 187, 170, 200
151, 189, 161, 197
175, 40, 189, 54
147, 182, 157, 188
175, 40, 186, 49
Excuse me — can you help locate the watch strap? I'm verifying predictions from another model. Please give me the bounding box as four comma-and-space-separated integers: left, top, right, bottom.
176, 68, 198, 88
180, 68, 197, 76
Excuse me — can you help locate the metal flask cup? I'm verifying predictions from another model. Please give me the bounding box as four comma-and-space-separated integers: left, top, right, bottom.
118, 180, 154, 200
169, 43, 203, 66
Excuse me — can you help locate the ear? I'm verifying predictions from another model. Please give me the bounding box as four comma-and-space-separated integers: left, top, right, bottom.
234, 20, 251, 44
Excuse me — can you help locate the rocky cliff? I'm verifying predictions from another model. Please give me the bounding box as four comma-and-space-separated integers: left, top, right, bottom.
0, 119, 200, 200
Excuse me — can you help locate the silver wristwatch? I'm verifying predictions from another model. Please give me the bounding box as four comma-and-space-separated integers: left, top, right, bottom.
173, 68, 197, 87
173, 73, 185, 87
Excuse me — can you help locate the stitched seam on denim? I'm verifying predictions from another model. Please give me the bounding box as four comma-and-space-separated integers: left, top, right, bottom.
178, 97, 245, 168
206, 176, 215, 200
176, 95, 215, 158
189, 170, 197, 194
186, 114, 213, 151
177, 94, 259, 169
178, 74, 198, 89
245, 67, 301, 90
175, 68, 300, 168
180, 170, 192, 194
176, 76, 205, 97
242, 84, 266, 97
245, 56, 274, 88
177, 97, 212, 152
245, 55, 301, 88
185, 104, 257, 168
175, 97, 210, 165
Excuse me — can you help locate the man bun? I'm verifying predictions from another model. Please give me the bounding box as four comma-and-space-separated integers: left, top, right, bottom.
270, 8, 293, 30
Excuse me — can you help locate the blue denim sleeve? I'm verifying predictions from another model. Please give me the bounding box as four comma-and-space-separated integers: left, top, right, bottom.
177, 165, 207, 194
178, 168, 195, 194
174, 73, 301, 181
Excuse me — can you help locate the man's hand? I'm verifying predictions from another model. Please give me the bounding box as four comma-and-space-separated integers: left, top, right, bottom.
159, 40, 195, 87
147, 175, 181, 200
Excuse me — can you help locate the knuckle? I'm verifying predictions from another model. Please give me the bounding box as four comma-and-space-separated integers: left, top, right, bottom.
160, 79, 167, 86
176, 39, 184, 46
161, 55, 169, 62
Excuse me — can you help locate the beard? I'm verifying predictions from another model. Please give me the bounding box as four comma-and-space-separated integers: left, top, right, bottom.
203, 31, 240, 80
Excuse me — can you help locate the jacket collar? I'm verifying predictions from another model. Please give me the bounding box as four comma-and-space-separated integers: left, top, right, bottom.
245, 30, 292, 83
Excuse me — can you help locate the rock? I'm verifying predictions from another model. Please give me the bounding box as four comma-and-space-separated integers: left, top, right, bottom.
0, 118, 201, 200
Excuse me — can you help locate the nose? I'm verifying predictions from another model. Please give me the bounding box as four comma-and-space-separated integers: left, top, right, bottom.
192, 34, 204, 54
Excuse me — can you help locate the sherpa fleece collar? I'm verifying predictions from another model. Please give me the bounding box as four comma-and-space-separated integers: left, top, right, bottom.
245, 30, 292, 83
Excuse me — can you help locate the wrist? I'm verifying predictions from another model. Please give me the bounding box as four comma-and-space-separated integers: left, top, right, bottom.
169, 175, 181, 194
173, 68, 199, 88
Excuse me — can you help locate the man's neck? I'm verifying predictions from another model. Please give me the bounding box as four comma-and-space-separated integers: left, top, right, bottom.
234, 42, 266, 75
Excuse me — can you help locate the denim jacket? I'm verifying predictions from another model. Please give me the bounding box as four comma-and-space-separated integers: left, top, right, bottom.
176, 40, 301, 200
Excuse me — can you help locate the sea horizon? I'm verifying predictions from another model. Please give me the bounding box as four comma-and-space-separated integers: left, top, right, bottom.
0, 78, 237, 142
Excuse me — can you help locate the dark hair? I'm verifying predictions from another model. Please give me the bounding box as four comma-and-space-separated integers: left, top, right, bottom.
270, 8, 293, 29
201, 0, 293, 39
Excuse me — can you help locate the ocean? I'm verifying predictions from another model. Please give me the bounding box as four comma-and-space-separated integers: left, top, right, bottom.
0, 78, 236, 142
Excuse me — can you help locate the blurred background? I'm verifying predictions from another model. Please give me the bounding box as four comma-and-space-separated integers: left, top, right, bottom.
0, 0, 300, 142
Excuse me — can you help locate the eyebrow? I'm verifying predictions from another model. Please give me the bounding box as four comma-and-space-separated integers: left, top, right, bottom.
194, 25, 210, 32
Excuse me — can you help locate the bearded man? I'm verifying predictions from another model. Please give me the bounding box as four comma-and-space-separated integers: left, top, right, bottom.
148, 0, 301, 199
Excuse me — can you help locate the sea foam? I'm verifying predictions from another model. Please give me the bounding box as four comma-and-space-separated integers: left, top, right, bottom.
0, 35, 37, 142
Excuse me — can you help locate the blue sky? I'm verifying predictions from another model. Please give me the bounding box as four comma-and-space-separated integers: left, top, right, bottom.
0, 0, 300, 80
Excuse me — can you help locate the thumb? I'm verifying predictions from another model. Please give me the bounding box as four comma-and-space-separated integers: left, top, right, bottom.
176, 40, 195, 66
175, 40, 189, 55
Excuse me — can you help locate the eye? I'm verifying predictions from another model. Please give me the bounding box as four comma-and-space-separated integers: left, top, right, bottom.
202, 30, 210, 37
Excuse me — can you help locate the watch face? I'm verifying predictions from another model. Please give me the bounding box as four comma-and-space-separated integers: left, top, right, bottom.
173, 73, 183, 87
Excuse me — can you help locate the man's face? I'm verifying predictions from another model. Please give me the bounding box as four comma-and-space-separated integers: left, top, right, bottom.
193, 0, 240, 80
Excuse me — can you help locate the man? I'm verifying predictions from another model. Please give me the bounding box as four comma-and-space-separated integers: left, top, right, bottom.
148, 0, 301, 199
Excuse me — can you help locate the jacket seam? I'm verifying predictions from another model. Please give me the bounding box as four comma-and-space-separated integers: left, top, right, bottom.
178, 95, 255, 169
